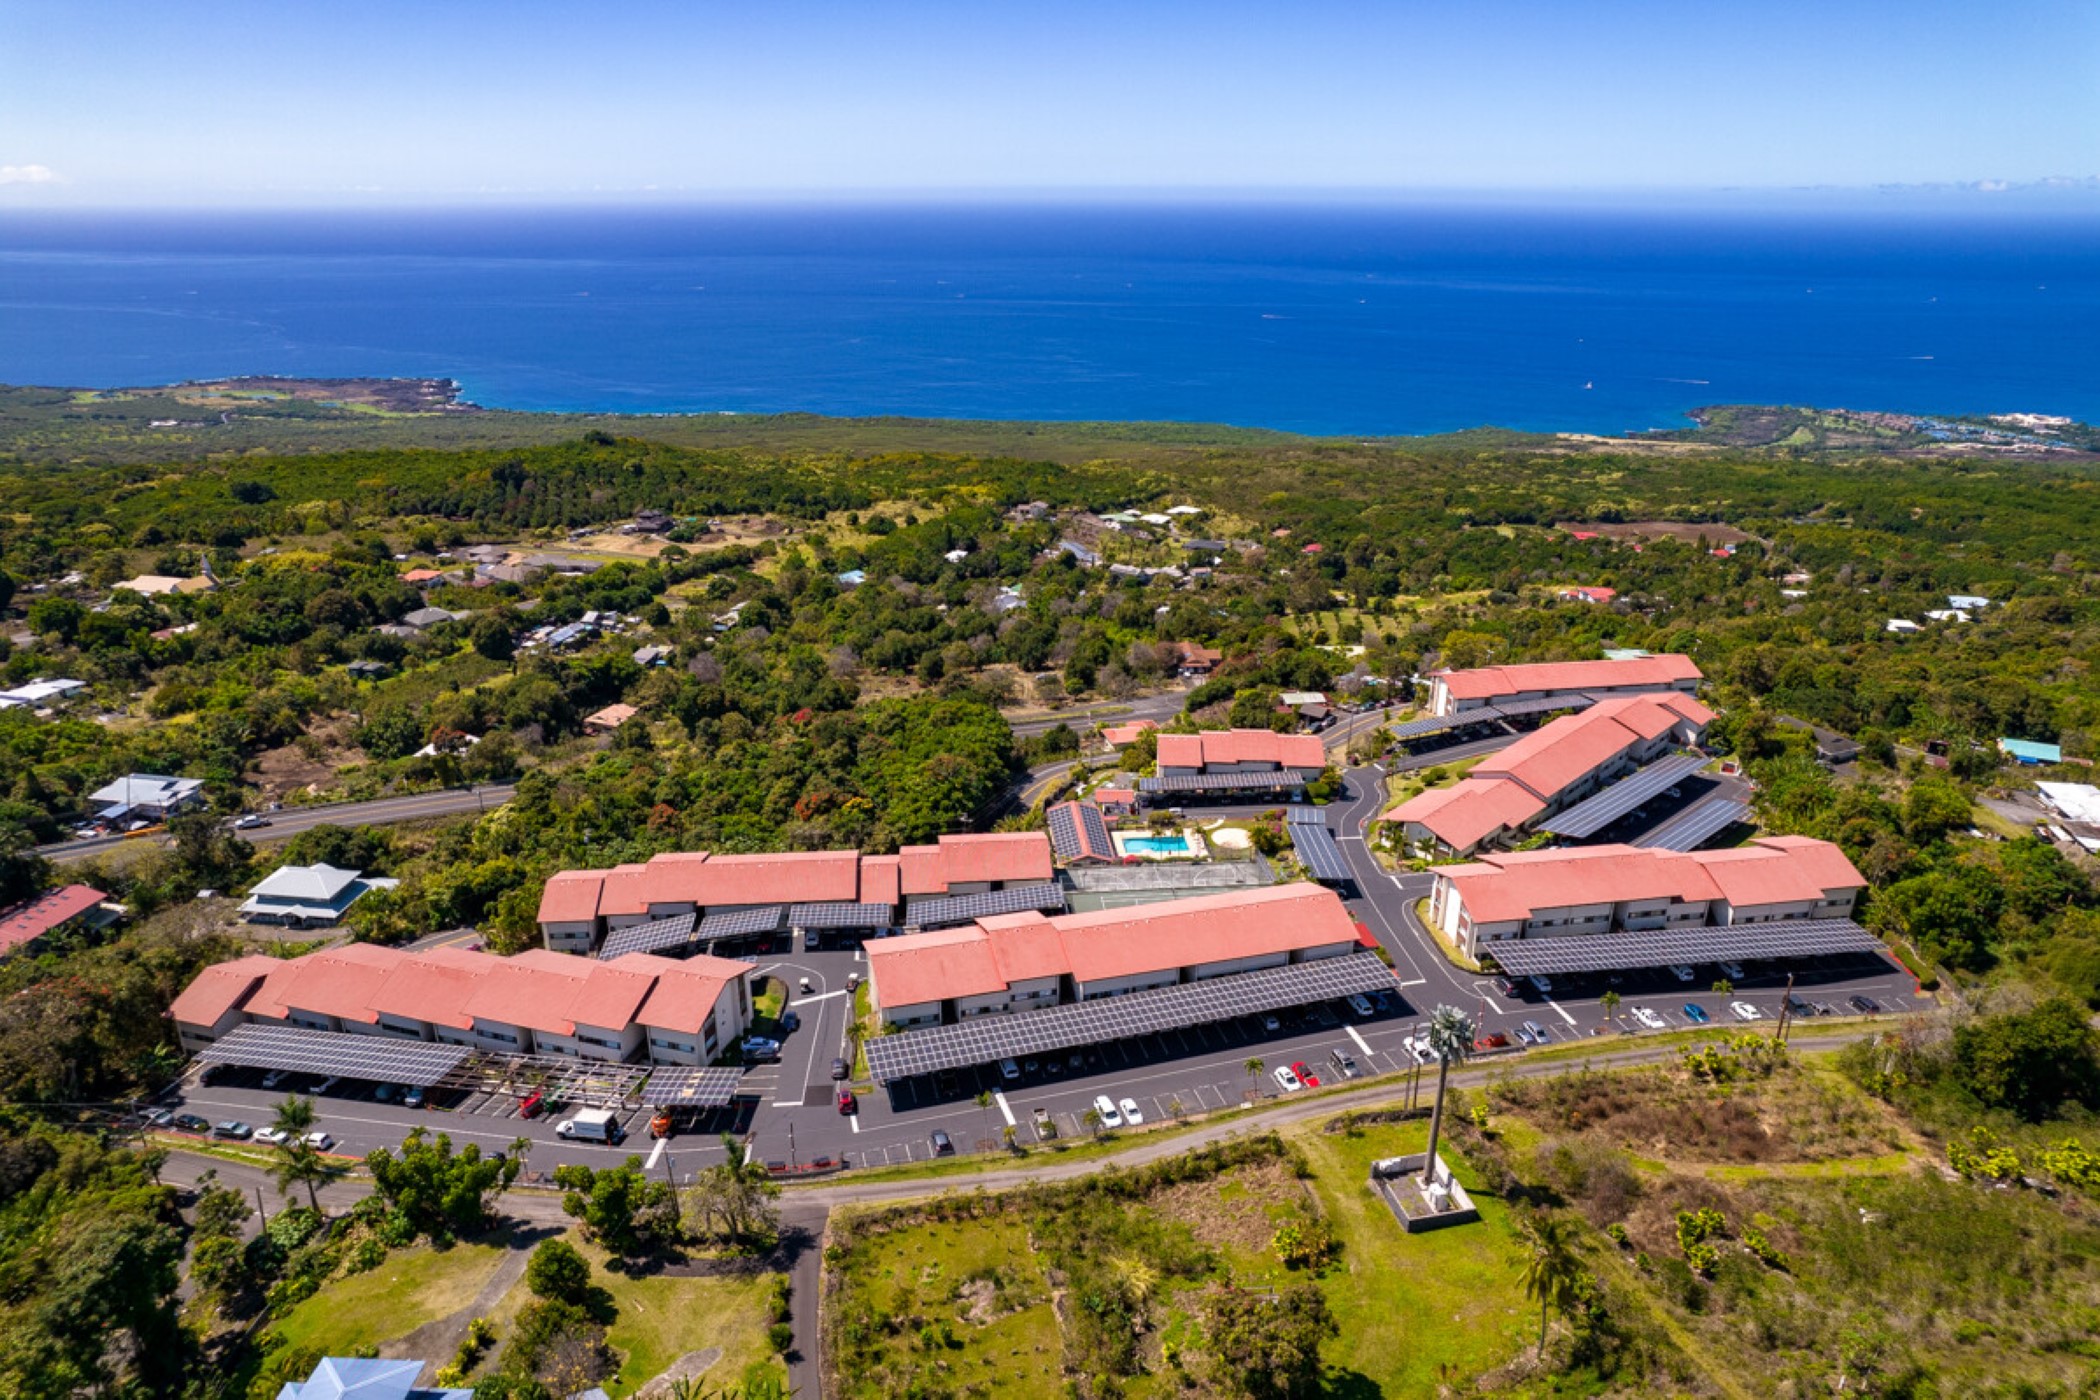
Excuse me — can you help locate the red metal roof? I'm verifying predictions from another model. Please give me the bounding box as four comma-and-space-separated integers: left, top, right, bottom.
619, 952, 747, 1033
597, 863, 654, 917
1383, 778, 1545, 852
168, 954, 283, 1028
535, 870, 604, 925
1434, 654, 1702, 703
0, 883, 105, 954
1155, 729, 1326, 771
369, 949, 494, 1031
1435, 837, 1864, 925
272, 944, 402, 1026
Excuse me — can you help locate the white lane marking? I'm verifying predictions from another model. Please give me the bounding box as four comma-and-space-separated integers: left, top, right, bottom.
1397, 978, 1428, 988
771, 1095, 804, 1109
1473, 988, 1506, 1014
1544, 996, 1577, 1027
993, 1090, 1016, 1127
790, 989, 848, 1005
849, 1114, 860, 1134
1345, 1025, 1373, 1056
646, 1137, 667, 1170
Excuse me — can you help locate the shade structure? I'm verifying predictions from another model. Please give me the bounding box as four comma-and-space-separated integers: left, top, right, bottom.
638, 1066, 746, 1109
1139, 770, 1316, 794
598, 912, 699, 960
864, 951, 1396, 1083
1638, 798, 1750, 852
787, 902, 897, 930
1481, 919, 1886, 977
1290, 821, 1353, 884
195, 1023, 470, 1086
1539, 752, 1711, 839
905, 882, 1067, 930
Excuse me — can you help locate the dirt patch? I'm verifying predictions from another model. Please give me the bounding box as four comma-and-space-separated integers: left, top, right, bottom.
252, 722, 363, 801
570, 533, 672, 558
634, 1348, 726, 1398
956, 1276, 998, 1324
1554, 518, 1758, 546
1147, 1157, 1307, 1256
1208, 827, 1253, 849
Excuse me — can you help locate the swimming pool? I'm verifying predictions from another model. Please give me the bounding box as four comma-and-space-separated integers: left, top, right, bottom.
1111, 830, 1207, 859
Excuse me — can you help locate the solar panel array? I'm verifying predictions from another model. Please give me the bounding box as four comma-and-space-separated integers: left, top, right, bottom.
1539, 752, 1710, 838
1388, 711, 1478, 740
1290, 821, 1354, 884
698, 906, 784, 939
1639, 798, 1750, 852
1285, 804, 1329, 826
1139, 770, 1315, 793
1483, 918, 1884, 977
1491, 692, 1601, 719
1046, 801, 1112, 860
864, 951, 1394, 1081
197, 1023, 470, 1086
638, 1066, 746, 1108
597, 912, 699, 960
907, 882, 1067, 930
787, 902, 898, 930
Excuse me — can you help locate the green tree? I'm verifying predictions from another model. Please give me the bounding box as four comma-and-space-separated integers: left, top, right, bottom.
271, 1094, 317, 1141
553, 1159, 679, 1260
470, 612, 516, 661
271, 1141, 343, 1215
1599, 989, 1621, 1027
364, 1128, 524, 1238
525, 1238, 593, 1305
1244, 1057, 1265, 1098
1952, 999, 2100, 1120
1519, 1214, 1584, 1354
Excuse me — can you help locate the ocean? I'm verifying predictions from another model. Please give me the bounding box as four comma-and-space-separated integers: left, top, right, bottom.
0, 203, 2094, 435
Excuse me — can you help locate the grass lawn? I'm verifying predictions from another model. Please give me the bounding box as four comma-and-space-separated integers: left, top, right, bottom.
1294, 1120, 1534, 1394
593, 1258, 780, 1396
272, 1235, 514, 1357
752, 979, 785, 1024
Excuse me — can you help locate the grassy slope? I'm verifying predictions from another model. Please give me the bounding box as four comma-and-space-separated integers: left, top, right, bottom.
271, 1235, 513, 1356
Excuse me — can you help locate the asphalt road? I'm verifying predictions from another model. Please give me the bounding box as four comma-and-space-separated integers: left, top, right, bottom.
43, 784, 518, 864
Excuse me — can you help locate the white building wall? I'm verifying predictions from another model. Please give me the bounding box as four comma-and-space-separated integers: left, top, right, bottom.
540, 919, 596, 952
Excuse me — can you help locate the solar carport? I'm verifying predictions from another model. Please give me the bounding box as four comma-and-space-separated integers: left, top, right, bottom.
906, 882, 1067, 930
598, 912, 700, 960
863, 951, 1396, 1084
1538, 752, 1710, 839
1138, 770, 1316, 795
196, 1023, 470, 1085
1482, 919, 1887, 978
1638, 798, 1750, 852
1289, 820, 1354, 886
639, 1066, 746, 1110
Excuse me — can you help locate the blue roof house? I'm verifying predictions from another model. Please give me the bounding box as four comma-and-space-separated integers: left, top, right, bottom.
1999, 738, 2063, 766
276, 1356, 469, 1400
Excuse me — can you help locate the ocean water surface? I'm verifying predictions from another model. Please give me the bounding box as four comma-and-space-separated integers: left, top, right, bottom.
0, 203, 2094, 435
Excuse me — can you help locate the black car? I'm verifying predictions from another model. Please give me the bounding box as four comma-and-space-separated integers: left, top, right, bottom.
1848, 994, 1881, 1013
929, 1129, 954, 1156
831, 1057, 849, 1080
173, 1113, 210, 1134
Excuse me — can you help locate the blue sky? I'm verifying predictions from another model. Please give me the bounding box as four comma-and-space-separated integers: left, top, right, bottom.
3, 0, 2095, 204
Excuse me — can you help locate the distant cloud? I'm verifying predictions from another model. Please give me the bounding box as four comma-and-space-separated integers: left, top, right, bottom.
0, 164, 62, 186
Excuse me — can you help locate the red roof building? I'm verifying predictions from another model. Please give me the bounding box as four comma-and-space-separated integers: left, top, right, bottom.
1427, 653, 1703, 717
0, 883, 107, 957
867, 883, 1359, 1026
1156, 728, 1326, 774
1101, 720, 1159, 747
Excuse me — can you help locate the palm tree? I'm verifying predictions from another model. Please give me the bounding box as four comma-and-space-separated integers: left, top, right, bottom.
1711, 978, 1734, 999
271, 1094, 316, 1142
1519, 1215, 1584, 1354
1081, 1106, 1104, 1138
1598, 989, 1621, 1028
1421, 1005, 1473, 1190
271, 1140, 342, 1215
1244, 1057, 1266, 1098
974, 1090, 994, 1149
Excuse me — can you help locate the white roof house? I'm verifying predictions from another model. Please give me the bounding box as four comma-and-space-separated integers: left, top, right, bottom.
239, 863, 397, 926
0, 678, 86, 708
1885, 619, 1922, 635
1948, 594, 1991, 610
1924, 609, 1971, 623
400, 607, 464, 630
90, 774, 204, 817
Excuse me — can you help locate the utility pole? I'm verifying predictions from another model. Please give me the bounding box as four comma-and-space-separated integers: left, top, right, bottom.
787, 1122, 797, 1170
1777, 971, 1797, 1045
255, 1185, 268, 1227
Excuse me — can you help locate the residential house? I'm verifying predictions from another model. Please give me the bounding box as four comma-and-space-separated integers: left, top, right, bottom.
89, 773, 205, 823
0, 883, 111, 958
239, 864, 397, 928
270, 1354, 470, 1400
583, 703, 639, 735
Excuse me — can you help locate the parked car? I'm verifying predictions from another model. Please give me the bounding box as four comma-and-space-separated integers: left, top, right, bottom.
304, 1131, 334, 1151
1403, 1034, 1432, 1064
1272, 1065, 1304, 1093
741, 1037, 782, 1061
1528, 974, 1554, 995
999, 1058, 1020, 1082
1476, 1031, 1512, 1049
929, 1129, 954, 1156
1668, 964, 1696, 983
233, 814, 271, 830
650, 1112, 676, 1139
518, 1091, 546, 1119
374, 1084, 397, 1103
837, 1089, 857, 1115
1520, 1019, 1548, 1045
1092, 1094, 1124, 1129
1290, 1060, 1321, 1089
1346, 993, 1375, 1018
1328, 1048, 1361, 1078
174, 1114, 210, 1134
1719, 961, 1746, 980
1118, 1097, 1144, 1125
1261, 1014, 1281, 1032
831, 1057, 849, 1080
1682, 1003, 1709, 1024
253, 1128, 292, 1147
780, 1010, 800, 1033
211, 1120, 253, 1141
140, 1107, 175, 1129
402, 1086, 425, 1109
312, 1076, 341, 1095
1494, 977, 1520, 998
260, 1069, 288, 1090
1787, 998, 1817, 1018
1631, 1006, 1666, 1030
1311, 1004, 1339, 1028
1848, 995, 1881, 1013
846, 972, 861, 991
1729, 1001, 1763, 1021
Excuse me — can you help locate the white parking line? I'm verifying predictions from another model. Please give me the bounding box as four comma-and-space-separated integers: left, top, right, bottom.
1396, 978, 1428, 988
849, 1114, 860, 1134
1543, 996, 1577, 1026
790, 989, 848, 1005
992, 1090, 1016, 1127
646, 1137, 667, 1170
1345, 1025, 1373, 1056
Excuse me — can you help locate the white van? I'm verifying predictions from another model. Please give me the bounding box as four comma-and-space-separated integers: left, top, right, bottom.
555, 1108, 625, 1144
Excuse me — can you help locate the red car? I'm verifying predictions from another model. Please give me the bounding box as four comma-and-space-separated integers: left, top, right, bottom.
518, 1091, 545, 1119
1290, 1060, 1321, 1089
836, 1089, 857, 1115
